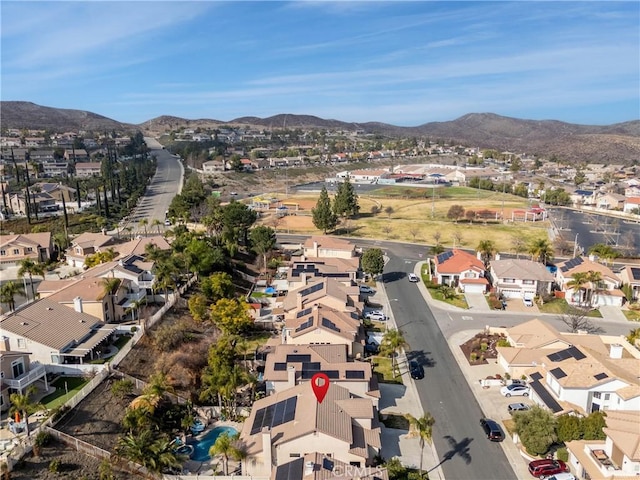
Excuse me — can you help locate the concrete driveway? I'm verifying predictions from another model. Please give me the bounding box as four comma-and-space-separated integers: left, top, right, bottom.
464, 292, 491, 311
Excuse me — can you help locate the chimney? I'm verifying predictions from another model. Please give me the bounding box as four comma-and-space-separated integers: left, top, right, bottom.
287, 365, 296, 388
73, 296, 83, 313
301, 272, 308, 286
609, 343, 623, 359
262, 427, 272, 468
0, 336, 10, 351
313, 241, 319, 257
476, 251, 482, 260
297, 293, 303, 311
495, 253, 501, 261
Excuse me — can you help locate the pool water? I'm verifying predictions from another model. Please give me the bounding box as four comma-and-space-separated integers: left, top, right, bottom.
190, 426, 238, 462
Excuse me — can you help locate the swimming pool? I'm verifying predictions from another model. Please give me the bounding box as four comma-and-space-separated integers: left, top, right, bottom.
190, 426, 238, 462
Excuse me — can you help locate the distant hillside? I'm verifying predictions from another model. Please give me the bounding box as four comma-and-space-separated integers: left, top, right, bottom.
0, 101, 135, 132
3, 101, 639, 163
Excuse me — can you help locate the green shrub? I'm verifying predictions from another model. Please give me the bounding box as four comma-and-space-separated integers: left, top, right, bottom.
480, 342, 488, 351
49, 459, 61, 473
497, 339, 511, 348
111, 379, 134, 399
556, 447, 569, 462
470, 352, 478, 361
34, 431, 52, 447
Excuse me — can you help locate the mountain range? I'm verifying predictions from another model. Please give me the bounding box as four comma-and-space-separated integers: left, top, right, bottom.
2, 101, 639, 163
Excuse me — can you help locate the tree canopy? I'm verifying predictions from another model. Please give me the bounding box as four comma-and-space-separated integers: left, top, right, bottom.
361, 248, 385, 278
333, 179, 359, 218
312, 186, 337, 233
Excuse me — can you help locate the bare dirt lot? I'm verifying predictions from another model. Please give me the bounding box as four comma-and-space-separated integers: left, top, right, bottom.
10, 440, 134, 480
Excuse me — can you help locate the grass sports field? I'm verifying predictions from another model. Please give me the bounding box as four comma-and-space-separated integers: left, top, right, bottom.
259, 186, 550, 253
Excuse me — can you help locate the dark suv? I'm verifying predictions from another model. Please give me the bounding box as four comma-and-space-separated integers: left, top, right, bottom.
480, 418, 504, 442
409, 361, 424, 380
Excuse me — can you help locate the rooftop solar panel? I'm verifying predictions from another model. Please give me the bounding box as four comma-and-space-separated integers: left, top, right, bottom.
631, 267, 640, 281
295, 318, 314, 332
296, 308, 313, 318
567, 346, 586, 360
274, 458, 304, 480
251, 396, 298, 434
550, 367, 567, 379
302, 362, 321, 371
286, 354, 312, 363
324, 370, 340, 379
283, 396, 297, 422
345, 370, 365, 379
594, 372, 608, 380
274, 362, 288, 371
321, 317, 341, 332
436, 251, 453, 264
299, 282, 323, 297
530, 372, 543, 381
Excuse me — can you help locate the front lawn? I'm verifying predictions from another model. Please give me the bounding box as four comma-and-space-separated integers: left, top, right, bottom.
371, 356, 403, 384
538, 298, 601, 317
41, 376, 90, 410
425, 284, 469, 309
623, 309, 640, 321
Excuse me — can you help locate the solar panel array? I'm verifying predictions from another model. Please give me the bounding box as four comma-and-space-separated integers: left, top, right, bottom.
274, 362, 287, 371
302, 362, 321, 371
560, 257, 584, 272
286, 354, 311, 363
550, 367, 567, 379
250, 396, 298, 434
301, 369, 340, 380
631, 267, 640, 281
321, 317, 341, 332
295, 318, 314, 332
594, 372, 609, 380
436, 251, 453, 264
299, 282, 324, 298
547, 346, 586, 362
274, 458, 304, 480
530, 372, 543, 381
345, 370, 365, 379
296, 308, 313, 318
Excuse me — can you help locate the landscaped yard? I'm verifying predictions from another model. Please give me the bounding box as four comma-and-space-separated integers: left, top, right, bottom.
538, 298, 601, 317
41, 376, 90, 410
371, 356, 402, 384
623, 309, 640, 321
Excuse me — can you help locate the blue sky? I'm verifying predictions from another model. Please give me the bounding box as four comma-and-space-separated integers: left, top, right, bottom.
2, 1, 638, 126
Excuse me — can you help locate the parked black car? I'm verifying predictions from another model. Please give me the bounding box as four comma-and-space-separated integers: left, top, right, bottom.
409, 361, 425, 380
480, 418, 505, 442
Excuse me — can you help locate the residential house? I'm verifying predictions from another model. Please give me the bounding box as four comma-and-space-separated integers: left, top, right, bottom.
571, 190, 597, 207
9, 191, 58, 215
303, 236, 357, 260
263, 344, 379, 406
271, 453, 388, 480
618, 266, 640, 302
41, 161, 69, 178
29, 150, 55, 163
624, 186, 640, 198
0, 298, 117, 366
496, 319, 640, 414
111, 235, 172, 259
74, 162, 102, 177
202, 160, 225, 174
282, 304, 365, 358
63, 149, 89, 162
282, 278, 361, 316
239, 382, 381, 477
556, 257, 624, 307
0, 345, 48, 412
32, 182, 77, 203
0, 232, 52, 267
432, 249, 488, 293
623, 197, 640, 213
444, 167, 500, 185
597, 193, 626, 211
566, 410, 640, 479
65, 232, 115, 269
287, 255, 360, 290
489, 258, 555, 299
44, 276, 127, 323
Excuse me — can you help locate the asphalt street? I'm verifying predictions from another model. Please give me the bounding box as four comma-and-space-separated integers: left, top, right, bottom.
119, 139, 183, 233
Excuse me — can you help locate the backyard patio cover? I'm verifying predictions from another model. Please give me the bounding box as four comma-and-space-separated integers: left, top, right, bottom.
64, 324, 119, 357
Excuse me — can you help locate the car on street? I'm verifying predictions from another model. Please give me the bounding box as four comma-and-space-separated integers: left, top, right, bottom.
508, 403, 530, 414
359, 285, 375, 294
230, 191, 238, 196
480, 418, 504, 442
528, 459, 570, 478
409, 361, 424, 379
501, 384, 530, 397
408, 273, 419, 282
523, 296, 534, 307
364, 311, 387, 321
545, 474, 575, 480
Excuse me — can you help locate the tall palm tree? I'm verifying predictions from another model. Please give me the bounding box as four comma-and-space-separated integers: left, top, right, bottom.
17, 258, 40, 301
406, 412, 435, 476
9, 386, 42, 437
116, 430, 182, 473
209, 432, 244, 476
151, 219, 163, 236
380, 329, 409, 377
626, 328, 640, 347
139, 218, 149, 236
100, 277, 122, 322
476, 240, 496, 268
585, 270, 603, 307
0, 281, 25, 312
566, 272, 589, 307
528, 238, 553, 265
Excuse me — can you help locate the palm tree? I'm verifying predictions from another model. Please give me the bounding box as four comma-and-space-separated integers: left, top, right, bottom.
476, 240, 496, 268
18, 258, 42, 301
151, 219, 163, 235
209, 432, 244, 475
0, 281, 25, 312
100, 277, 122, 322
380, 329, 409, 377
9, 386, 42, 437
406, 412, 435, 476
626, 328, 640, 347
430, 243, 445, 255
139, 218, 149, 236
528, 238, 554, 265
566, 272, 589, 307
116, 430, 182, 473
585, 270, 603, 307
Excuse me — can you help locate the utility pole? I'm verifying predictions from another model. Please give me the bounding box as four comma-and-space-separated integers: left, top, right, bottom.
431, 184, 435, 218
573, 233, 579, 258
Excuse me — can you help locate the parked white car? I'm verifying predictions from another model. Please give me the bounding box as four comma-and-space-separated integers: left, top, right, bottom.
365, 311, 387, 321
408, 273, 419, 282
500, 384, 530, 397
359, 285, 375, 294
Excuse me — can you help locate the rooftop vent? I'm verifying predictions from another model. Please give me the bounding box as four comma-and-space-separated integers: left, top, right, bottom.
46, 307, 53, 311
21, 322, 27, 326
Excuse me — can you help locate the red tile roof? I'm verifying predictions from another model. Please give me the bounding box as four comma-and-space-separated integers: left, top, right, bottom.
435, 249, 484, 274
